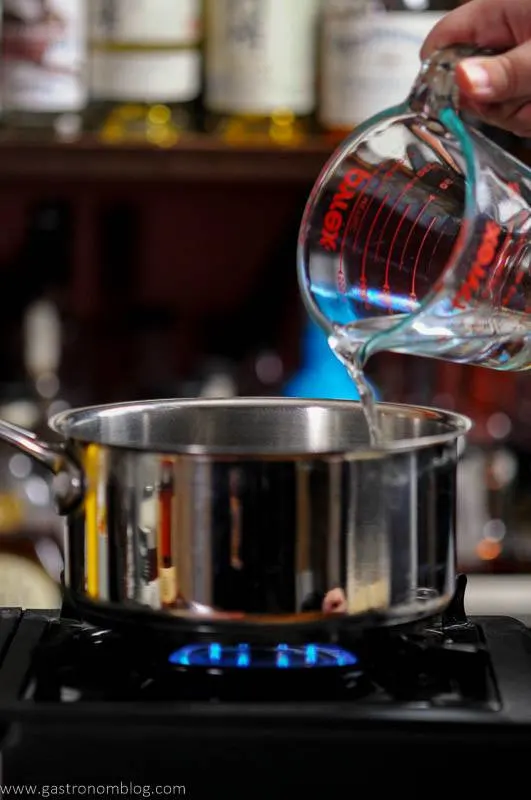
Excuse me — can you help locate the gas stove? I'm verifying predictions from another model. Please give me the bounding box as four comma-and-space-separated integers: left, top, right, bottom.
2, 576, 531, 794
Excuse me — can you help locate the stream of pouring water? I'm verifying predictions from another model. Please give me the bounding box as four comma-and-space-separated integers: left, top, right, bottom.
329, 336, 382, 447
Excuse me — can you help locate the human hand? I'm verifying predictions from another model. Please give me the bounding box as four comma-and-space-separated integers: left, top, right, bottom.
421, 0, 531, 136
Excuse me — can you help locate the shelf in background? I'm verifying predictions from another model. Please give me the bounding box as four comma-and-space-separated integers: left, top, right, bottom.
0, 134, 334, 184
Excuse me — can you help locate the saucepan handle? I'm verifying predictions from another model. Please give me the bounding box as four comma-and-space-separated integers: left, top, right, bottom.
0, 419, 83, 514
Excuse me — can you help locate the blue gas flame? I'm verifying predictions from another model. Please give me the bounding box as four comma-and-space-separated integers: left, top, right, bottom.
168, 643, 357, 669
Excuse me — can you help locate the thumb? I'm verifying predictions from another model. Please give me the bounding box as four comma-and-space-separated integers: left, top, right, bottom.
457, 44, 531, 103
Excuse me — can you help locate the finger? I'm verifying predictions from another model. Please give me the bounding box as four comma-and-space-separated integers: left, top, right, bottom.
456, 93, 481, 114
509, 103, 531, 137
456, 42, 531, 103
420, 0, 526, 60
460, 98, 531, 137
484, 103, 531, 137
461, 97, 526, 123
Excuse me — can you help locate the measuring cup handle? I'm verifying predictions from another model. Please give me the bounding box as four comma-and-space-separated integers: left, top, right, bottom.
409, 45, 499, 117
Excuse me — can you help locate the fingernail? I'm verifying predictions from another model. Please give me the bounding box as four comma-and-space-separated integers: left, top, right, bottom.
459, 59, 494, 98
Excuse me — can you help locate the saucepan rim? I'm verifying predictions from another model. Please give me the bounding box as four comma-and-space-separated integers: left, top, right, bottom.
47, 397, 472, 457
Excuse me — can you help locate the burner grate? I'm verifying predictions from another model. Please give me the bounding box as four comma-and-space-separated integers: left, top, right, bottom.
0, 578, 501, 709
14, 612, 499, 707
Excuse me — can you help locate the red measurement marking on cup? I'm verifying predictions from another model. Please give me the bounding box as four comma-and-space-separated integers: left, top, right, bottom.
377, 166, 460, 303
359, 193, 390, 297
398, 197, 436, 299
318, 164, 372, 294
502, 229, 528, 308
410, 217, 438, 300
426, 217, 453, 272
319, 166, 372, 253
347, 161, 404, 298
485, 221, 515, 302
385, 204, 411, 296
417, 162, 437, 179
374, 176, 423, 273
373, 165, 448, 300
452, 220, 502, 309
338, 187, 368, 294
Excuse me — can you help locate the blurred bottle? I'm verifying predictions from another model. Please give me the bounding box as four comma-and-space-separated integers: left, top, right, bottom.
88, 0, 202, 144
205, 0, 320, 145
0, 299, 66, 610
199, 358, 238, 398
319, 0, 454, 142
23, 297, 66, 417
457, 440, 519, 573
1, 0, 87, 139
431, 362, 522, 573
0, 194, 75, 609
0, 547, 61, 608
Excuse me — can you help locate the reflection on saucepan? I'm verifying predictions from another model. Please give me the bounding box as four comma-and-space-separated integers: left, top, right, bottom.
301, 588, 347, 614
170, 598, 246, 620
152, 592, 350, 620
322, 588, 347, 614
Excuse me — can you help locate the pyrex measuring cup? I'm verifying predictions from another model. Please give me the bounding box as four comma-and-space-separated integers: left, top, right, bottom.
298, 45, 531, 371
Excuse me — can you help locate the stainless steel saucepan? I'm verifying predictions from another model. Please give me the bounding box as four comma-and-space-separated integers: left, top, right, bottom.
0, 398, 471, 641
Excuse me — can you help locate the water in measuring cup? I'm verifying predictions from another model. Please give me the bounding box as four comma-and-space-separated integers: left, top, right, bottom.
302, 131, 531, 444
302, 136, 469, 443
329, 302, 531, 446
330, 303, 531, 369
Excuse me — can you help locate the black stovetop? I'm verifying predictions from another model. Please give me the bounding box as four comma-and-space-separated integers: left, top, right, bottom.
2, 577, 531, 793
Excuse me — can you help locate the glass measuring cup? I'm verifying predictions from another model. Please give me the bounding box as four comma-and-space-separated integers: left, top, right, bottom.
298, 45, 531, 371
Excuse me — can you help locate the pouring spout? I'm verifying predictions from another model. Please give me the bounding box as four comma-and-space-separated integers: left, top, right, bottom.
0, 418, 83, 514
